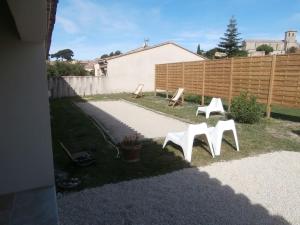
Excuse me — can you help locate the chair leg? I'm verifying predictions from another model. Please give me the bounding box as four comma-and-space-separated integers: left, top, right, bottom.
162, 138, 169, 149
213, 132, 223, 156
205, 134, 215, 158
232, 128, 240, 151
206, 110, 210, 119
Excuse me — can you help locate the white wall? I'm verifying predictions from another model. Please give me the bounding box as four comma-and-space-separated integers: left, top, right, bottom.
103, 43, 204, 93
0, 0, 54, 195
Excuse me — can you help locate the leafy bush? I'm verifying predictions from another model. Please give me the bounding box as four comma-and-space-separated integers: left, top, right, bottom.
256, 44, 273, 55
47, 61, 87, 78
230, 92, 264, 124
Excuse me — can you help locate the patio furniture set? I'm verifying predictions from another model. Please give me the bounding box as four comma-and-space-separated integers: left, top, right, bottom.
133, 85, 240, 162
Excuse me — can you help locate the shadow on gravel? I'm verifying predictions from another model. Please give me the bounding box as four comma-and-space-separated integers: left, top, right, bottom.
58, 167, 291, 225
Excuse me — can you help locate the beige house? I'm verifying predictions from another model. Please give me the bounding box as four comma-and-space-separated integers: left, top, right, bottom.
242, 30, 299, 56
95, 42, 205, 93
0, 0, 58, 224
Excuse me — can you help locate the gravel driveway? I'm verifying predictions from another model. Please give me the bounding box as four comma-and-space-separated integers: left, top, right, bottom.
58, 151, 300, 225
76, 100, 188, 143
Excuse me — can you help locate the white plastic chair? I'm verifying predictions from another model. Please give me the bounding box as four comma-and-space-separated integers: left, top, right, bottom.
207, 119, 239, 156
196, 97, 225, 118
162, 123, 215, 162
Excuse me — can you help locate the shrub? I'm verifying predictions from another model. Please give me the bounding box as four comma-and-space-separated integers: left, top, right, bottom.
184, 95, 211, 104
256, 44, 273, 55
47, 61, 87, 78
230, 92, 264, 124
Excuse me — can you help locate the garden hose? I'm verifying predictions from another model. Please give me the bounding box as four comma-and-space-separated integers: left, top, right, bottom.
71, 102, 120, 159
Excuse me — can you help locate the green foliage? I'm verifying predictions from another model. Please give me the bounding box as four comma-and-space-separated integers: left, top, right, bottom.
51, 49, 74, 61
185, 94, 201, 103
234, 50, 248, 57
256, 44, 273, 55
101, 50, 122, 59
47, 61, 87, 77
230, 92, 264, 124
218, 16, 242, 57
196, 44, 203, 55
204, 48, 220, 59
287, 46, 298, 54
101, 54, 109, 59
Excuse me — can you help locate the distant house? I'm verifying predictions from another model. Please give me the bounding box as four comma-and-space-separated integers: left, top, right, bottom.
95, 42, 205, 93
242, 30, 300, 56
78, 60, 97, 72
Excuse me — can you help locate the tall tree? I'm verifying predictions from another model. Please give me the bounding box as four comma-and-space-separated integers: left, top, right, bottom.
218, 16, 242, 57
51, 49, 74, 61
197, 44, 202, 55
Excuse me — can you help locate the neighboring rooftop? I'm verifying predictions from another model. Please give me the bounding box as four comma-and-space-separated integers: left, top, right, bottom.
99, 42, 205, 61
46, 0, 58, 57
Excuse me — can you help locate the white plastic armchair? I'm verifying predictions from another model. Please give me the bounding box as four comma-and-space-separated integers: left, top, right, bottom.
196, 98, 225, 119
162, 123, 215, 162
207, 119, 239, 156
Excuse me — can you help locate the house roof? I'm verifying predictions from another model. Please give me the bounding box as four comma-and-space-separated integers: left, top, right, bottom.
46, 0, 58, 58
101, 42, 206, 61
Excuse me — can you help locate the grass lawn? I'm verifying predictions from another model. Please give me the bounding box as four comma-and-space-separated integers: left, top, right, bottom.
50, 93, 300, 191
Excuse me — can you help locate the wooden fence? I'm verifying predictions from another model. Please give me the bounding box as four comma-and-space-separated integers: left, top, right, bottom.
48, 76, 102, 98
155, 54, 300, 116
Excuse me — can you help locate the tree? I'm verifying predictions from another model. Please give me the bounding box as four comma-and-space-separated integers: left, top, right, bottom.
47, 61, 87, 77
100, 54, 109, 59
204, 48, 220, 59
287, 46, 298, 54
196, 44, 202, 55
256, 44, 273, 55
51, 49, 74, 61
114, 50, 122, 55
109, 52, 114, 57
218, 16, 242, 57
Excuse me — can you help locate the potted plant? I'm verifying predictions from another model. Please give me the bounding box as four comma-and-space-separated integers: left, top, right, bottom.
119, 134, 141, 162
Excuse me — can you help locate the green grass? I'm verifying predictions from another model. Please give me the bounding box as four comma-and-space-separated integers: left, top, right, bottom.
50, 99, 190, 191
51, 93, 300, 191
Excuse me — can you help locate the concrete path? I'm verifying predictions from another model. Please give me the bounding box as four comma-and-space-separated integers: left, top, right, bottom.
76, 100, 189, 143
58, 151, 300, 225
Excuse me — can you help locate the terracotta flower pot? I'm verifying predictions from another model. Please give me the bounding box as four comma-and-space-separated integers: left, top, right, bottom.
121, 144, 141, 162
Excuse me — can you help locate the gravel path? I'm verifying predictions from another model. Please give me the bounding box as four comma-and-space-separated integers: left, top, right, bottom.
58, 151, 300, 225
76, 100, 188, 143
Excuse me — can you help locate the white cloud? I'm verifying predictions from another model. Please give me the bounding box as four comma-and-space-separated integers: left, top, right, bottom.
56, 16, 79, 34
58, 0, 139, 34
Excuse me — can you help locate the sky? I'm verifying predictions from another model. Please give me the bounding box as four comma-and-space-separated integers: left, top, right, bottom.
50, 0, 300, 60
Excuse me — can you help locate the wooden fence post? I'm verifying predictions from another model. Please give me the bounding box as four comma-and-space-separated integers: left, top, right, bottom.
201, 61, 206, 105
154, 65, 157, 96
182, 62, 185, 103
228, 58, 234, 111
266, 55, 276, 118
166, 64, 169, 99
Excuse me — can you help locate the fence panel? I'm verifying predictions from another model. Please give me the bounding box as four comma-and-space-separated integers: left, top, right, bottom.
155, 53, 300, 112
273, 54, 300, 108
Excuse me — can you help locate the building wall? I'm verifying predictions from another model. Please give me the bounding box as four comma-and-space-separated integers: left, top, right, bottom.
244, 41, 285, 52
103, 44, 204, 93
0, 0, 55, 196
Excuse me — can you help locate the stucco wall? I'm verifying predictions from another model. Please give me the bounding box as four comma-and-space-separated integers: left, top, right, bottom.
0, 1, 54, 195
102, 44, 204, 93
